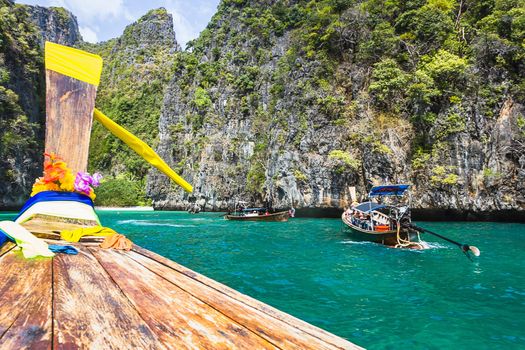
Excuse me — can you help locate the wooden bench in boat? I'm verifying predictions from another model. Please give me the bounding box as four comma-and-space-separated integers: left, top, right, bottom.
0, 239, 362, 349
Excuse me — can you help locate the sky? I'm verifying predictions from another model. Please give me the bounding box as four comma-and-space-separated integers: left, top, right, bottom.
16, 0, 221, 48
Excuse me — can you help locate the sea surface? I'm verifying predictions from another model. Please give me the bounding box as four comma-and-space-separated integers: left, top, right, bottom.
1, 210, 524, 349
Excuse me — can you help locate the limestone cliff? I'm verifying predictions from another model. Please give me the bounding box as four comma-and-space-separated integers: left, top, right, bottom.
25, 5, 81, 46
148, 0, 525, 219
0, 1, 81, 208
0, 4, 179, 208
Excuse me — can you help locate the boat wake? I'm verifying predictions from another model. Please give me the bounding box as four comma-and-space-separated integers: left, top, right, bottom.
116, 219, 196, 228
339, 240, 376, 246
339, 240, 448, 251
422, 242, 449, 249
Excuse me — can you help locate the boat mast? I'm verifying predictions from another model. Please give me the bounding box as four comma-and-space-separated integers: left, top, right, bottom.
44, 42, 102, 173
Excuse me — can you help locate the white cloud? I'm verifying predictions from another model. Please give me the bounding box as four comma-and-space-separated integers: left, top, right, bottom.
59, 0, 125, 20
197, 3, 215, 16
168, 7, 197, 49
79, 26, 98, 43
47, 0, 67, 6
164, 0, 220, 49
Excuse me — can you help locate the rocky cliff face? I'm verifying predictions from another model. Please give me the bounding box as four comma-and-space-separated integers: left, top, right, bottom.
0, 1, 82, 208
148, 0, 525, 219
0, 4, 179, 208
1, 0, 524, 219
24, 5, 81, 46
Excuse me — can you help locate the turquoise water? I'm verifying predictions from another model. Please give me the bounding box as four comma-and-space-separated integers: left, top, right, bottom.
1, 211, 524, 349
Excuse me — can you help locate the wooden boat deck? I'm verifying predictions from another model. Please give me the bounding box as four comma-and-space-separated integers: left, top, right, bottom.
0, 240, 361, 349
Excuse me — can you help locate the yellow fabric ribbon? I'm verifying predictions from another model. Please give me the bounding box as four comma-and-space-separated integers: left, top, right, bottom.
93, 108, 193, 193
60, 226, 116, 242
45, 41, 103, 86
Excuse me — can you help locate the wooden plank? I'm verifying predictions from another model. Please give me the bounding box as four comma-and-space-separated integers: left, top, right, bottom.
0, 241, 15, 257
20, 215, 104, 242
52, 245, 163, 349
0, 250, 52, 349
45, 70, 97, 173
91, 248, 277, 350
127, 250, 358, 350
132, 246, 359, 349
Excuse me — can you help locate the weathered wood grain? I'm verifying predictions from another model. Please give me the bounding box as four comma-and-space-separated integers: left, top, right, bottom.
45, 69, 97, 173
132, 246, 360, 349
21, 215, 103, 242
92, 248, 277, 350
127, 250, 357, 350
0, 251, 52, 349
0, 241, 360, 349
0, 241, 15, 257
52, 245, 163, 349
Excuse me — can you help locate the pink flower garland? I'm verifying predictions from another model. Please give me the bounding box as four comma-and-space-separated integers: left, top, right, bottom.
74, 172, 102, 198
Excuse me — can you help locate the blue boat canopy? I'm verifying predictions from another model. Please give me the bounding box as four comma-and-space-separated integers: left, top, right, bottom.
241, 208, 267, 212
354, 202, 387, 213
369, 184, 410, 197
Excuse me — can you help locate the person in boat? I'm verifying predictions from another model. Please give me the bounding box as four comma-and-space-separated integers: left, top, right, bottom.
359, 213, 370, 230
288, 207, 296, 218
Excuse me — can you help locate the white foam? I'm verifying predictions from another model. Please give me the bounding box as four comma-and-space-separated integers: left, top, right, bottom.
339, 240, 375, 245
423, 242, 449, 249
116, 220, 196, 228
96, 206, 153, 211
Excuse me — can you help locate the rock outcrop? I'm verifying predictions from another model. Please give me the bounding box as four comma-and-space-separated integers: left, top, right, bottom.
0, 0, 44, 208
1, 0, 524, 221
25, 5, 81, 46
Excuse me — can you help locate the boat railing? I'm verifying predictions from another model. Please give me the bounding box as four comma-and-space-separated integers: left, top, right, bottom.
346, 208, 395, 232
371, 211, 390, 225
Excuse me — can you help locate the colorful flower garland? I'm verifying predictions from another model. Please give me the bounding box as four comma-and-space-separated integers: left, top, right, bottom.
31, 153, 101, 201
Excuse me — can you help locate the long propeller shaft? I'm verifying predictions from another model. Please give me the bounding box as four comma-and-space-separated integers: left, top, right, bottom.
409, 224, 480, 257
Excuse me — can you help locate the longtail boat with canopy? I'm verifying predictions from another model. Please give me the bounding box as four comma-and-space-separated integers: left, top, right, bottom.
225, 208, 290, 222
224, 201, 291, 222
341, 184, 427, 249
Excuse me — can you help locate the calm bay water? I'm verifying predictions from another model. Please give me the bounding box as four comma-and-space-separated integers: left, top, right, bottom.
1, 210, 524, 349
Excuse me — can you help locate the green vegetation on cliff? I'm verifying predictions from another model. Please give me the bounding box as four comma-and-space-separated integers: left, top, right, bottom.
149, 0, 525, 210
0, 1, 43, 205
1, 0, 524, 210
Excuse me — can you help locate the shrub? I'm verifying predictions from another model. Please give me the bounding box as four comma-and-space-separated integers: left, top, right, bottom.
293, 169, 308, 182
369, 58, 409, 110
328, 150, 360, 172
95, 177, 151, 207
430, 166, 459, 186
193, 87, 212, 110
